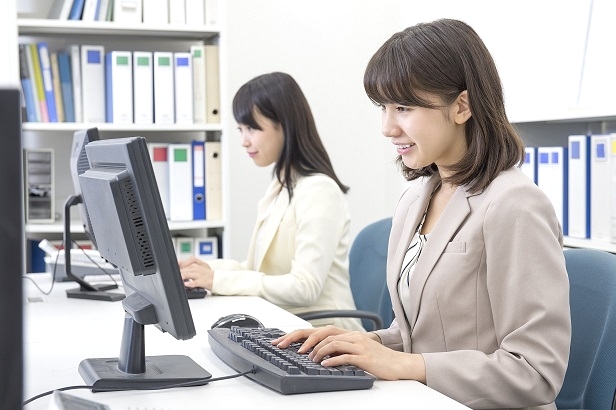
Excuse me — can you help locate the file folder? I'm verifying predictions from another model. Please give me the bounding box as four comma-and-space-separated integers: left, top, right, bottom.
537, 146, 568, 236
153, 52, 174, 124
174, 52, 194, 124
521, 147, 537, 184
37, 42, 58, 122
192, 141, 206, 220
133, 51, 154, 124
205, 141, 222, 220
590, 135, 612, 242
168, 144, 193, 221
81, 45, 106, 123
105, 51, 133, 124
194, 237, 218, 260
148, 143, 170, 219
175, 237, 194, 261
567, 135, 591, 239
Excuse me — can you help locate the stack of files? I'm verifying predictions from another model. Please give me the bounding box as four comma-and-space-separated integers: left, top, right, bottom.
37, 42, 59, 122
147, 141, 221, 222
537, 146, 568, 236
590, 135, 613, 242
521, 146, 537, 184
23, 43, 49, 122
567, 135, 591, 239
18, 44, 38, 122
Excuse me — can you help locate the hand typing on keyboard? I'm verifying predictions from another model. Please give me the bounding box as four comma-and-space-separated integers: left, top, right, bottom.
272, 325, 424, 382
208, 326, 374, 394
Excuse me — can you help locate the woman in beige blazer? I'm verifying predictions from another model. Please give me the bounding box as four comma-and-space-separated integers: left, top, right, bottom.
180, 72, 363, 332
275, 19, 571, 409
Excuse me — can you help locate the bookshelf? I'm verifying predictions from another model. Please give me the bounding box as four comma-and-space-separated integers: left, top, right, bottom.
14, 2, 227, 265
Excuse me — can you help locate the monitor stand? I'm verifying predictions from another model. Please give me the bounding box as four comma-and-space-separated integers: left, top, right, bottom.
79, 294, 212, 391
64, 194, 124, 302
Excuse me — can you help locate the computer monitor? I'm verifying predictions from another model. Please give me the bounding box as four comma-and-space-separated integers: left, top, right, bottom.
77, 136, 211, 390
62, 128, 123, 301
0, 88, 24, 409
69, 127, 100, 244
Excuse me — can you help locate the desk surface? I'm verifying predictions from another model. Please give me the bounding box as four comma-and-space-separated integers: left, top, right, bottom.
23, 274, 468, 409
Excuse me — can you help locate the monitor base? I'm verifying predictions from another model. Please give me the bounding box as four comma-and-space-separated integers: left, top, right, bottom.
79, 355, 212, 392
66, 284, 124, 302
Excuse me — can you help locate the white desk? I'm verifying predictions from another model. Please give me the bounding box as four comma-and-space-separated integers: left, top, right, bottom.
23, 274, 469, 409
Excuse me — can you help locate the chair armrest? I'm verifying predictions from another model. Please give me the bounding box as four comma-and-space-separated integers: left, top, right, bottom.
297, 309, 384, 331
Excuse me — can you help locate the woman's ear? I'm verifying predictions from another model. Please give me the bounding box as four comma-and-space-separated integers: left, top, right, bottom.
454, 90, 472, 124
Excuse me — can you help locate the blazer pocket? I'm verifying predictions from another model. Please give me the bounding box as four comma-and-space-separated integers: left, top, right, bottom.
444, 241, 466, 253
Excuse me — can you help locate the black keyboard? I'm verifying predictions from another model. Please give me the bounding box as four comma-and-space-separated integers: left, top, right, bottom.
208, 326, 375, 394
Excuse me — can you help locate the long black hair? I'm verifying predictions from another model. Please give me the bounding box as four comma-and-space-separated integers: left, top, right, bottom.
233, 72, 349, 198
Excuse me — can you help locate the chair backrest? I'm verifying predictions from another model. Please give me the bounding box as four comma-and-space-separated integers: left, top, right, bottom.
349, 218, 393, 331
556, 248, 616, 410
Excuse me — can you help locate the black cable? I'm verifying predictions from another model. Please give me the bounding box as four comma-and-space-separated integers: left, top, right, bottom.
71, 240, 120, 287
22, 243, 62, 296
23, 366, 257, 406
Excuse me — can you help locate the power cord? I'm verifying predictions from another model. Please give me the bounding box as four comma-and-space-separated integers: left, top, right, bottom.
23, 366, 257, 406
23, 240, 123, 296
22, 242, 62, 295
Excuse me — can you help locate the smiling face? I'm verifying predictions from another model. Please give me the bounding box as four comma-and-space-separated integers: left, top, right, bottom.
237, 108, 285, 167
380, 92, 470, 177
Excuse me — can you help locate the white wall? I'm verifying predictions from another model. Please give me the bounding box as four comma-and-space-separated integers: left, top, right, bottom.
0, 0, 19, 88
221, 0, 409, 259
220, 0, 595, 259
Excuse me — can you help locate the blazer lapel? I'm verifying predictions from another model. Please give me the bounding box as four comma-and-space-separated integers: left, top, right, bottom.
251, 182, 290, 271
407, 185, 471, 331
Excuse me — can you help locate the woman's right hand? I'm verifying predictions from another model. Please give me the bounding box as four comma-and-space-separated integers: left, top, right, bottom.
179, 256, 214, 290
272, 325, 351, 354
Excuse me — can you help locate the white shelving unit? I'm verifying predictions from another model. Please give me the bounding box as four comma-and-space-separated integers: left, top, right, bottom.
16, 9, 226, 261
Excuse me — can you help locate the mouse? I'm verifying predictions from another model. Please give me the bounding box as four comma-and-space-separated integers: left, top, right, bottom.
211, 313, 264, 329
185, 287, 207, 299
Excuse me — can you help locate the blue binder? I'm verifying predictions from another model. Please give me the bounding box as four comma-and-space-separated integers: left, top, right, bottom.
192, 140, 206, 220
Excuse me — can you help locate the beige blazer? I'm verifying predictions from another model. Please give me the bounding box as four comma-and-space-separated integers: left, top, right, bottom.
374, 168, 571, 410
209, 174, 364, 331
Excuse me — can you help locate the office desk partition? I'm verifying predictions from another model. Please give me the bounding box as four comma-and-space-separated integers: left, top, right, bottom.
23, 274, 469, 409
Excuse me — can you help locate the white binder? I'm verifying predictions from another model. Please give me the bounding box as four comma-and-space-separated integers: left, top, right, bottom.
153, 51, 175, 124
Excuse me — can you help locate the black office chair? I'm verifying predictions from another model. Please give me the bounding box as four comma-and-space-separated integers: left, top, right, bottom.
556, 248, 616, 410
298, 218, 393, 331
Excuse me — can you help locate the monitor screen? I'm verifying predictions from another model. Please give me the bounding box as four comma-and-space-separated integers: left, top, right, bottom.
77, 136, 211, 390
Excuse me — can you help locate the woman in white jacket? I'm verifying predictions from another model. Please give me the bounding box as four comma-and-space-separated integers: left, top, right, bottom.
180, 72, 364, 332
